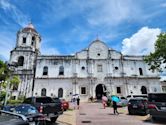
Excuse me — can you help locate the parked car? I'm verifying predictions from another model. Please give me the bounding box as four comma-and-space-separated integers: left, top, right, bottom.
13, 104, 46, 125
0, 110, 29, 125
148, 93, 166, 121
117, 97, 128, 107
128, 98, 148, 115
52, 98, 69, 111
60, 98, 69, 111
23, 96, 63, 123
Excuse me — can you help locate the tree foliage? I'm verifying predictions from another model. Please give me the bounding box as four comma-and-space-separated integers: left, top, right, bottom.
10, 75, 20, 90
144, 33, 166, 72
0, 60, 10, 81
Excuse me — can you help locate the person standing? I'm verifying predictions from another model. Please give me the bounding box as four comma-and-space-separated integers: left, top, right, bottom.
112, 101, 119, 115
77, 97, 80, 109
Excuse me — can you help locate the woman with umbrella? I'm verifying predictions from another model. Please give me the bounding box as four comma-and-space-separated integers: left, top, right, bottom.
112, 96, 119, 115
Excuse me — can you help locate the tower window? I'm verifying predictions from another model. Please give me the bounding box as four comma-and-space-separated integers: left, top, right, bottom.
97, 65, 102, 72
43, 66, 48, 75
18, 56, 24, 66
59, 66, 64, 75
23, 37, 26, 44
139, 68, 143, 75
32, 36, 35, 41
31, 36, 35, 45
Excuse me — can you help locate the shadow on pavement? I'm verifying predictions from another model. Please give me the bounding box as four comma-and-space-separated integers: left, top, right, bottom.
44, 120, 60, 125
143, 117, 166, 125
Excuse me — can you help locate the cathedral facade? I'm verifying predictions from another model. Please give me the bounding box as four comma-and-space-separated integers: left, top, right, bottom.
9, 24, 162, 101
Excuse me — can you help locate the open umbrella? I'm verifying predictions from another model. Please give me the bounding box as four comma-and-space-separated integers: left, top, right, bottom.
111, 96, 120, 102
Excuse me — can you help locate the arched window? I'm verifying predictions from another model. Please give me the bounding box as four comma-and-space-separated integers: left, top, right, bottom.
43, 66, 48, 75
41, 88, 46, 96
58, 88, 63, 98
141, 86, 147, 94
139, 68, 143, 75
31, 36, 35, 45
59, 66, 64, 75
18, 56, 24, 66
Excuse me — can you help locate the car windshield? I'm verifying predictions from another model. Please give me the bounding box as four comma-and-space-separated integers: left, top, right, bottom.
36, 97, 55, 103
53, 98, 61, 103
129, 99, 145, 104
15, 105, 38, 116
148, 93, 166, 102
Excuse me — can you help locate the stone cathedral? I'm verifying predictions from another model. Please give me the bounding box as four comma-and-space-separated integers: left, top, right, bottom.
9, 23, 162, 101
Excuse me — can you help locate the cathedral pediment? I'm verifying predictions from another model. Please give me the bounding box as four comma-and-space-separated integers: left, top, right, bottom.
88, 40, 108, 59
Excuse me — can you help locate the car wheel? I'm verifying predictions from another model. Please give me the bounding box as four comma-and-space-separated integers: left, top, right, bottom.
50, 117, 58, 123
151, 116, 157, 123
128, 110, 133, 115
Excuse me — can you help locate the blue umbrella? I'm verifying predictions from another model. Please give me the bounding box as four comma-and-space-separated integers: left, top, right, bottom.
111, 96, 120, 102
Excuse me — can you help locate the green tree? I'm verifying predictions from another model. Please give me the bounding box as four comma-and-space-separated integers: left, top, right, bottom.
144, 33, 166, 72
10, 75, 20, 90
0, 60, 10, 81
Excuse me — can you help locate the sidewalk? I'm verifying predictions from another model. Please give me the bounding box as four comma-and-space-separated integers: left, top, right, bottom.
57, 103, 76, 125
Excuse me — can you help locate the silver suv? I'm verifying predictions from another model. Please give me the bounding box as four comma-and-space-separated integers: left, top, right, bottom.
148, 93, 166, 120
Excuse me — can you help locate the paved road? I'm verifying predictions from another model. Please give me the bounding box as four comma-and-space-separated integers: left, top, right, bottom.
76, 102, 166, 125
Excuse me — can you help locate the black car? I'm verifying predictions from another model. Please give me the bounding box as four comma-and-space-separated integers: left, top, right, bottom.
0, 110, 29, 125
3, 104, 46, 125
128, 98, 148, 115
148, 93, 166, 120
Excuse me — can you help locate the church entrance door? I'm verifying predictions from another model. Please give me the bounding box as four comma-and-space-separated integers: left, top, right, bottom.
95, 84, 107, 100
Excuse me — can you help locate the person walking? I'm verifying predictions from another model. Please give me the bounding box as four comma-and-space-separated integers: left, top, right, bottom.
77, 97, 80, 109
102, 95, 107, 109
72, 97, 76, 109
112, 101, 119, 115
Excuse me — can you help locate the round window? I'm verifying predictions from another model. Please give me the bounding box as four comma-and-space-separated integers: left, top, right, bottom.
97, 53, 100, 56
81, 66, 85, 70
115, 67, 118, 70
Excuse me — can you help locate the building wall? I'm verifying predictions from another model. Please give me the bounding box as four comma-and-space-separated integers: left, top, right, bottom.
9, 25, 161, 101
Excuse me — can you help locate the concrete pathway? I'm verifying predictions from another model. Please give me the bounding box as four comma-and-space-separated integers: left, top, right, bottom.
57, 102, 166, 125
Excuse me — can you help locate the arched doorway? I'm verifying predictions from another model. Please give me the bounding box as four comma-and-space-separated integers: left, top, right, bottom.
141, 86, 147, 94
58, 88, 63, 98
95, 84, 107, 100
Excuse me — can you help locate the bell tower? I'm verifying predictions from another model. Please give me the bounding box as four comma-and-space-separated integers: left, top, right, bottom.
9, 23, 41, 98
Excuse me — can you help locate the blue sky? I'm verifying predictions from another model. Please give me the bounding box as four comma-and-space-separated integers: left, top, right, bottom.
0, 0, 166, 61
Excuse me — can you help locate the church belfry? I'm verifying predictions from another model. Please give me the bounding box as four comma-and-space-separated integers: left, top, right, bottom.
9, 23, 41, 98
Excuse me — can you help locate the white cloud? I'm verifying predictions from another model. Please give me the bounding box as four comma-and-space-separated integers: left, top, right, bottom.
160, 2, 166, 7
0, 0, 29, 26
0, 31, 15, 60
40, 38, 60, 55
121, 27, 161, 55
87, 0, 141, 26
